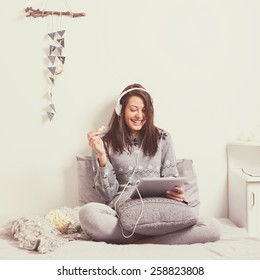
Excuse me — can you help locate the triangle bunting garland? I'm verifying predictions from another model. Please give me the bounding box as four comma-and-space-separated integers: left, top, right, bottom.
49, 45, 62, 56
58, 56, 66, 64
48, 66, 56, 75
47, 111, 55, 121
48, 32, 56, 40
25, 1, 86, 123
49, 103, 56, 113
46, 29, 66, 122
57, 38, 65, 47
57, 30, 65, 37
46, 102, 56, 122
56, 46, 63, 56
49, 45, 57, 55
48, 55, 56, 65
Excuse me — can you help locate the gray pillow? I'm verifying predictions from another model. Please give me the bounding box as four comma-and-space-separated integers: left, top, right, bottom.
76, 156, 200, 214
76, 156, 106, 205
117, 197, 198, 236
176, 159, 200, 215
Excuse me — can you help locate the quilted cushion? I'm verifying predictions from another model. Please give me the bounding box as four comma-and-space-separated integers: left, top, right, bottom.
116, 197, 198, 236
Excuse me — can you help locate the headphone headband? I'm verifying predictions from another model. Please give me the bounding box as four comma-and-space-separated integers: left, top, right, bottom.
115, 87, 147, 116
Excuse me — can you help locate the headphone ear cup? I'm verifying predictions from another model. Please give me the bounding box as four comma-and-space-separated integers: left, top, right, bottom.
115, 104, 121, 116
115, 101, 122, 116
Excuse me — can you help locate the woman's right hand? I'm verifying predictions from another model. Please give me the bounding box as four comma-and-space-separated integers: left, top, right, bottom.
87, 129, 106, 156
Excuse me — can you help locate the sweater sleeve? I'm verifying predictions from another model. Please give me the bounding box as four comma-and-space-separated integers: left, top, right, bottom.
160, 131, 180, 177
91, 150, 119, 203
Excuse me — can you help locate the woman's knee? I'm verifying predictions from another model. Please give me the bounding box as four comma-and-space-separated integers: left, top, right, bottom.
79, 202, 118, 236
79, 203, 93, 223
79, 202, 104, 225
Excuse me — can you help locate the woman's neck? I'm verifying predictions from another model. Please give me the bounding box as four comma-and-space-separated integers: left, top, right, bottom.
131, 132, 139, 139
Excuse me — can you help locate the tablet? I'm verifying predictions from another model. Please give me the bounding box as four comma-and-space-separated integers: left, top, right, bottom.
130, 177, 187, 199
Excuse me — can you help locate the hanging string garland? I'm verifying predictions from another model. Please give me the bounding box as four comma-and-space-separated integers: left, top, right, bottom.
25, 1, 86, 122
46, 14, 66, 121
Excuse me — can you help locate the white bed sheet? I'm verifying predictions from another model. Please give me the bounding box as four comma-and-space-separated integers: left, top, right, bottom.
0, 218, 260, 260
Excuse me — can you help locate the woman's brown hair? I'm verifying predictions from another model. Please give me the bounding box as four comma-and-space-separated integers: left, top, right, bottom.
103, 84, 160, 157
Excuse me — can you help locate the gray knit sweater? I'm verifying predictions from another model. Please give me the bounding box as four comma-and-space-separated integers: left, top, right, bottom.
92, 129, 179, 203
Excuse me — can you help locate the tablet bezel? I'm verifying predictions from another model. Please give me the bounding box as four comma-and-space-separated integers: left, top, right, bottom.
130, 177, 187, 199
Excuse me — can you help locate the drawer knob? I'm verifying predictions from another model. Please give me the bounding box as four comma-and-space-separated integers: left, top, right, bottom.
251, 192, 256, 207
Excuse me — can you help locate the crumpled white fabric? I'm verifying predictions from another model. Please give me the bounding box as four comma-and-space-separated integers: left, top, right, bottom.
0, 206, 90, 254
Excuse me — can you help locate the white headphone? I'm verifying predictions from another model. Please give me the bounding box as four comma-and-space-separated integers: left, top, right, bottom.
115, 87, 148, 116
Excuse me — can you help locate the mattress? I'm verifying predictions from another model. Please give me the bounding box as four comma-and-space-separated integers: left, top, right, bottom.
0, 218, 260, 260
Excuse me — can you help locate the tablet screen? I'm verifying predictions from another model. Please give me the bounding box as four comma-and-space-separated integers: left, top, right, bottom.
130, 177, 186, 199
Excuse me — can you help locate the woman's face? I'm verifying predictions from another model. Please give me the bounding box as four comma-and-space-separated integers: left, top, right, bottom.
124, 95, 146, 135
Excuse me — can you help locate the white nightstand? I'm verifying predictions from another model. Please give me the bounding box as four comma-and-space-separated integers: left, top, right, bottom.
227, 142, 260, 237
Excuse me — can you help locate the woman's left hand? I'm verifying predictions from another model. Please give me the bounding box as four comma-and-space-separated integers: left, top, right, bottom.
165, 186, 185, 202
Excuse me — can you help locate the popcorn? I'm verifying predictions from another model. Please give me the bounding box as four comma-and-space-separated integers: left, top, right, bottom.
45, 209, 71, 234
98, 125, 106, 133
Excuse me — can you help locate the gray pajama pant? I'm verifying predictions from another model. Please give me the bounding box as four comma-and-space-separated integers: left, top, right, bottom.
79, 202, 221, 244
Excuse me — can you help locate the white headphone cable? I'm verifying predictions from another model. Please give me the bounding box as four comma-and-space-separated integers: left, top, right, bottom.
114, 142, 145, 239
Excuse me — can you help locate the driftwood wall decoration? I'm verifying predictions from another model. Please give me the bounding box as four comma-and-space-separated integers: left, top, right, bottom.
25, 2, 86, 122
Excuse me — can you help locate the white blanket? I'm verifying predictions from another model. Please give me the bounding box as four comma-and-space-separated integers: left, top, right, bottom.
1, 217, 260, 259
0, 207, 89, 254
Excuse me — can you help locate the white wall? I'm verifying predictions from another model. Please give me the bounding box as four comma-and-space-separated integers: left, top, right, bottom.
1, 0, 260, 219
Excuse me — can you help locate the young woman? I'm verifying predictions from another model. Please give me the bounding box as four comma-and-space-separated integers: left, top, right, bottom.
79, 83, 220, 244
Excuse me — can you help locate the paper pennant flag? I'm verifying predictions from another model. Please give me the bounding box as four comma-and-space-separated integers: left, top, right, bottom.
49, 77, 55, 86
47, 111, 55, 121
56, 46, 63, 55
49, 45, 62, 56
55, 65, 63, 75
48, 32, 56, 40
58, 56, 66, 64
49, 45, 57, 55
49, 103, 56, 113
48, 66, 56, 75
57, 38, 65, 47
57, 30, 65, 37
48, 55, 56, 65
